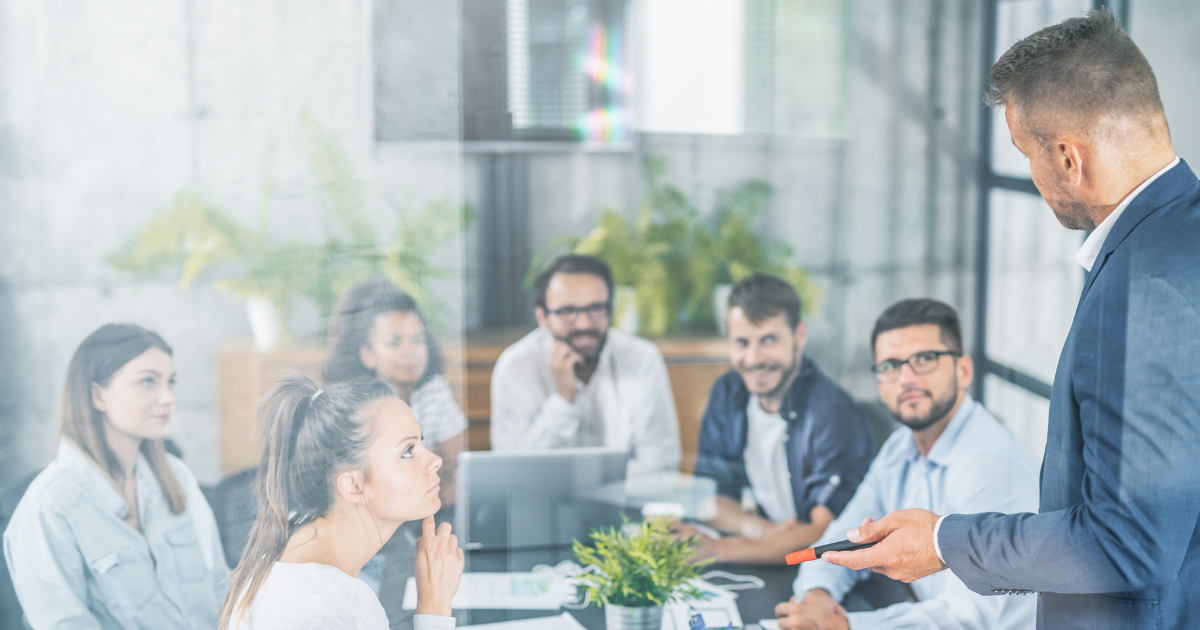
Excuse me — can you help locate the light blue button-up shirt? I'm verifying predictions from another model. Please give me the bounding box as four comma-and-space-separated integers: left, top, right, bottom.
794, 396, 1039, 630
4, 440, 229, 629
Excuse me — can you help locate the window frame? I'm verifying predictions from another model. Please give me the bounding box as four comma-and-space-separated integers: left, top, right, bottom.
972, 0, 1129, 403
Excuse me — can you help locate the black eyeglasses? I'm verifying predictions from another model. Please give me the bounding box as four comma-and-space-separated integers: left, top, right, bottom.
871, 350, 961, 382
544, 301, 610, 324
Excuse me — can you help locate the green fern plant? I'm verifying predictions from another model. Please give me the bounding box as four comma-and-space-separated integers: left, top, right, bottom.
686, 181, 822, 325
524, 156, 697, 337
572, 517, 712, 608
105, 112, 472, 338
296, 111, 474, 329
526, 156, 819, 336
104, 186, 310, 335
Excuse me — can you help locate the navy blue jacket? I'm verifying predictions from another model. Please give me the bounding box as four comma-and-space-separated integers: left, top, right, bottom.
693, 359, 875, 521
940, 160, 1200, 628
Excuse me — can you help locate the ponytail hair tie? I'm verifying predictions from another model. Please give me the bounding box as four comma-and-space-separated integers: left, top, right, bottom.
289, 389, 323, 455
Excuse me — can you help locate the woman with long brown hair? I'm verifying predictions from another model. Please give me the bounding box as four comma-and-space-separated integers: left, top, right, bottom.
323, 278, 467, 508
219, 375, 462, 630
3, 323, 228, 629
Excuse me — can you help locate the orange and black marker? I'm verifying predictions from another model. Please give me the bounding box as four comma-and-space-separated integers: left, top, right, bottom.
785, 540, 878, 565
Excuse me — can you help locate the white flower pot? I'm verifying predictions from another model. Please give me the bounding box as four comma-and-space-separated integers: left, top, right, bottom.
713, 283, 734, 336
246, 295, 282, 350
614, 285, 639, 334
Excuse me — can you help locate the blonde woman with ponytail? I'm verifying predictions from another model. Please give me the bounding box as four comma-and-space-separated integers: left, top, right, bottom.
220, 375, 463, 630
3, 324, 229, 629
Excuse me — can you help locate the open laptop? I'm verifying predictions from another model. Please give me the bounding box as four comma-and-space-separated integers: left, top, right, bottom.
455, 447, 629, 550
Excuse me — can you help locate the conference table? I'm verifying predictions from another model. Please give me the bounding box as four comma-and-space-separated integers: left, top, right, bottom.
461, 546, 798, 629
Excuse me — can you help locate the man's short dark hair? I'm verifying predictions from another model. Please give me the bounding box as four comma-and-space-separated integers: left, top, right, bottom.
727, 272, 802, 329
532, 255, 614, 308
984, 9, 1164, 140
871, 299, 962, 355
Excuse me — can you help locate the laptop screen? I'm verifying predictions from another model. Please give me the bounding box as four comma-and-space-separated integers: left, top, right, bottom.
455, 447, 629, 550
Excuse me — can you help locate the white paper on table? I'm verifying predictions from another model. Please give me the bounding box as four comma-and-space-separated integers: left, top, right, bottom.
683, 521, 723, 540
460, 611, 588, 629
757, 619, 780, 630
402, 573, 576, 610
661, 580, 743, 630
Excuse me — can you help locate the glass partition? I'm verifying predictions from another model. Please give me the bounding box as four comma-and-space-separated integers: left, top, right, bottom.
990, 0, 1092, 178
984, 373, 1051, 463
986, 188, 1083, 385
6, 0, 1196, 628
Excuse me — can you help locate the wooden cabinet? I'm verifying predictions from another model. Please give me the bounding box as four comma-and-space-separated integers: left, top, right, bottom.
216, 332, 729, 476
653, 338, 732, 471
216, 341, 327, 476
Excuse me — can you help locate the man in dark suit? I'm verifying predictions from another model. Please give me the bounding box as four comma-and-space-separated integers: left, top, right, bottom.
818, 10, 1200, 629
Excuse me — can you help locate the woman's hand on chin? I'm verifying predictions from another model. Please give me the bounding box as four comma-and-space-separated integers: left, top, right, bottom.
414, 516, 465, 616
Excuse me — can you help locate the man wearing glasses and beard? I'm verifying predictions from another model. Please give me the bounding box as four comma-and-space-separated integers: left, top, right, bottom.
775, 299, 1037, 630
490, 255, 681, 478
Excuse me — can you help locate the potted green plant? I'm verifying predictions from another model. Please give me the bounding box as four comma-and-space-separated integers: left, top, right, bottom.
527, 156, 820, 337
572, 518, 712, 630
524, 156, 697, 337
105, 112, 471, 346
686, 180, 821, 334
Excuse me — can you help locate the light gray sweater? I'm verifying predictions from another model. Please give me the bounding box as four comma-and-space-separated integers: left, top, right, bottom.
230, 562, 455, 630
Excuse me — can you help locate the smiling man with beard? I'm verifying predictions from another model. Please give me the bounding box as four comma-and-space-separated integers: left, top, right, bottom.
490, 255, 682, 478
775, 299, 1038, 630
684, 273, 875, 564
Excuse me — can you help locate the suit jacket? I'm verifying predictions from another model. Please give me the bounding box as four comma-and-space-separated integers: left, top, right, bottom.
939, 160, 1200, 629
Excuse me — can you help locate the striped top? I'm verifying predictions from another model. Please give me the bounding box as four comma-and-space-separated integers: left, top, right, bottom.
409, 375, 468, 444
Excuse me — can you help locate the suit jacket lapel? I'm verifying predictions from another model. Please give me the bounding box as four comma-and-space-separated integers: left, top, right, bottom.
1078, 159, 1196, 303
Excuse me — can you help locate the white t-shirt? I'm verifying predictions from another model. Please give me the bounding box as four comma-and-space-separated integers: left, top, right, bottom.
228, 563, 454, 630
743, 395, 798, 523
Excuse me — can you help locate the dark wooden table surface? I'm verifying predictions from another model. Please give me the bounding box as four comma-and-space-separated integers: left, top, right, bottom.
463, 546, 797, 629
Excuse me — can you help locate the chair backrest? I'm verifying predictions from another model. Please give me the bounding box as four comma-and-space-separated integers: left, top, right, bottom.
858, 401, 901, 453
207, 467, 259, 569
1, 469, 43, 630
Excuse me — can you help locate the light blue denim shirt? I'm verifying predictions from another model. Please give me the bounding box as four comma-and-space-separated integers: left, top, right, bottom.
4, 440, 229, 629
794, 396, 1039, 630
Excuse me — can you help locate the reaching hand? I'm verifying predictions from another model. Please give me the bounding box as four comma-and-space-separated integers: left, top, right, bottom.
761, 518, 802, 539
549, 340, 582, 402
820, 510, 947, 583
670, 522, 721, 562
775, 590, 849, 630
414, 516, 464, 616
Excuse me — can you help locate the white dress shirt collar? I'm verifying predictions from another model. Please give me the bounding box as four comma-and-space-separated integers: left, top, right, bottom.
1075, 156, 1179, 271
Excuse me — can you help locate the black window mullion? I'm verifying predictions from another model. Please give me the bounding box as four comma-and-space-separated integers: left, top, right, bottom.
974, 0, 1054, 402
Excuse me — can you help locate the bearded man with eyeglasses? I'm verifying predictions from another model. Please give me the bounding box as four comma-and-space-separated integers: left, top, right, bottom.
489, 255, 681, 478
774, 299, 1038, 630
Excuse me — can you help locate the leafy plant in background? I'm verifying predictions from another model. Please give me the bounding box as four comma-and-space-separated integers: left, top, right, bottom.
295, 111, 474, 329
106, 111, 472, 337
525, 157, 696, 337
686, 181, 821, 325
572, 517, 711, 608
527, 155, 820, 336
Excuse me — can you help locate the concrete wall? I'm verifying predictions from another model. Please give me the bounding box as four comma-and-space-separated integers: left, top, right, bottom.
1132, 0, 1200, 164
8, 0, 1192, 485
463, 0, 984, 402
0, 0, 467, 485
